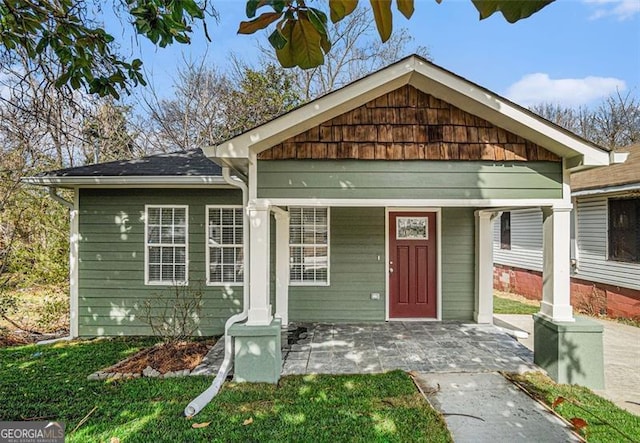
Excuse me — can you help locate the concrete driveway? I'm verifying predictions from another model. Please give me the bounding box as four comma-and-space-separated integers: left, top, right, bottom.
495, 314, 640, 416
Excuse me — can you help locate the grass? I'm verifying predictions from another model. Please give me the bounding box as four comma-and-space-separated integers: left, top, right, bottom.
493, 294, 540, 315
0, 338, 451, 442
511, 372, 640, 442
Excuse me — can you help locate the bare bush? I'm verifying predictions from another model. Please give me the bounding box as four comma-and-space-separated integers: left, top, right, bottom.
139, 283, 205, 343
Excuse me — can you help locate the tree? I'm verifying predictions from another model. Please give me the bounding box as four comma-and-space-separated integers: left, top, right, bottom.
531, 92, 640, 149
140, 58, 302, 152
265, 5, 430, 101
241, 0, 554, 69
82, 101, 140, 164
1, 0, 553, 97
0, 0, 216, 98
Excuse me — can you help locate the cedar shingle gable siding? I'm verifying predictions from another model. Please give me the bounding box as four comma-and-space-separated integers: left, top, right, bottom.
258, 85, 560, 162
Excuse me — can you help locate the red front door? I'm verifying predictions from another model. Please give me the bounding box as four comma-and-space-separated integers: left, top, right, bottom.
389, 212, 437, 318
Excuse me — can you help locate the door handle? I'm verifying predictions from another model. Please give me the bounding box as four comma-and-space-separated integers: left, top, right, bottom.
389, 268, 394, 273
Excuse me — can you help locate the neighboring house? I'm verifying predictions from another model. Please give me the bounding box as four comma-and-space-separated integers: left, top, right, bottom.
25, 56, 619, 386
494, 143, 640, 318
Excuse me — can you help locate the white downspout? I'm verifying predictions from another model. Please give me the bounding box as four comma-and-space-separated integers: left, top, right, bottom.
184, 167, 249, 417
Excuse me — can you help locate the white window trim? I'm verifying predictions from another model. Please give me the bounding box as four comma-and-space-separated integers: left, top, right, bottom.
289, 206, 330, 287
205, 205, 244, 286
144, 204, 189, 286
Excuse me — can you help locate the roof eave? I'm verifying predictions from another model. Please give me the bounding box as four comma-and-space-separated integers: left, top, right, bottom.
572, 182, 640, 197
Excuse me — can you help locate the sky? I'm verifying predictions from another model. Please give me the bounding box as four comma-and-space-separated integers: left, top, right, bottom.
113, 0, 640, 109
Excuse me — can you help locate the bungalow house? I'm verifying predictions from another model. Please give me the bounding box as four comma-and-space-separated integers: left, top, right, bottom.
494, 143, 640, 318
25, 55, 622, 388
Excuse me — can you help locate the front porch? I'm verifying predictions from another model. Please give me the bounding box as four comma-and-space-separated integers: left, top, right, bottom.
194, 321, 536, 377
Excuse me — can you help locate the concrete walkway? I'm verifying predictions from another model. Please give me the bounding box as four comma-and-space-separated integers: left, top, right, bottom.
415, 372, 581, 442
495, 314, 640, 416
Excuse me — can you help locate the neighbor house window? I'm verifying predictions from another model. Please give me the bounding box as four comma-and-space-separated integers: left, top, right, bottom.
500, 212, 511, 250
289, 207, 329, 285
145, 205, 188, 284
608, 198, 639, 263
207, 206, 244, 285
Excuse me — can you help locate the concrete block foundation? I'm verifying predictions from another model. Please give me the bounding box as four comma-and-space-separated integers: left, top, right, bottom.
533, 313, 604, 389
229, 318, 282, 383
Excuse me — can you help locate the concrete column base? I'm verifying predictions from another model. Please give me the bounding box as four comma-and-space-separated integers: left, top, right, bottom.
533, 313, 604, 389
229, 318, 282, 383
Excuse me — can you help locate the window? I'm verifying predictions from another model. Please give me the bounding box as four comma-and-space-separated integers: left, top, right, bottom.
500, 212, 511, 250
207, 206, 244, 285
289, 207, 329, 285
145, 205, 188, 284
608, 198, 640, 263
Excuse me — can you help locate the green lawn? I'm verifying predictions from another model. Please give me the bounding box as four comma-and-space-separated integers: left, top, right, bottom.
493, 295, 540, 315
0, 338, 451, 442
511, 372, 640, 443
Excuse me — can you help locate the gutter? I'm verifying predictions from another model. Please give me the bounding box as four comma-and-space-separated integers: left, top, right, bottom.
184, 167, 250, 417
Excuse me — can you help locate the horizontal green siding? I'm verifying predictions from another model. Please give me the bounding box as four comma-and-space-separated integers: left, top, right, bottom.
440, 208, 475, 320
78, 188, 243, 337
288, 207, 386, 322
257, 160, 562, 199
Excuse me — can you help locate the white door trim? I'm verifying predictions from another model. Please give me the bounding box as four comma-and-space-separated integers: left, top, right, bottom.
385, 207, 442, 321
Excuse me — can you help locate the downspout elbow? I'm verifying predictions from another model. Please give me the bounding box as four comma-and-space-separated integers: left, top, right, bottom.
49, 187, 74, 209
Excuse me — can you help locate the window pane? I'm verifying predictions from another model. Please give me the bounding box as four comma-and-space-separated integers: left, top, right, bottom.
210, 208, 221, 225
174, 265, 186, 281
290, 226, 302, 244
148, 208, 160, 224
149, 264, 161, 281
174, 208, 186, 225
174, 227, 186, 243
162, 264, 174, 280
149, 247, 161, 264
175, 247, 186, 264
161, 208, 173, 225
235, 208, 243, 224
162, 247, 174, 263
161, 226, 173, 243
222, 226, 234, 245
148, 227, 160, 244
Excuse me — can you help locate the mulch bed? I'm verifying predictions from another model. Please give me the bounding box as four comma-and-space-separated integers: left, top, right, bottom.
103, 339, 216, 375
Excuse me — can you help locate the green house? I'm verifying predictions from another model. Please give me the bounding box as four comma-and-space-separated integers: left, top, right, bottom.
26, 56, 621, 386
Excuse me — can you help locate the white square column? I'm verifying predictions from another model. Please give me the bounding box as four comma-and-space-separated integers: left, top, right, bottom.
247, 200, 273, 326
474, 211, 494, 324
540, 205, 574, 322
274, 210, 290, 327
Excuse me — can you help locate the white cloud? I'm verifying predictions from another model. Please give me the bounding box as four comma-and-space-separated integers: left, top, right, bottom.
583, 0, 640, 20
506, 73, 626, 107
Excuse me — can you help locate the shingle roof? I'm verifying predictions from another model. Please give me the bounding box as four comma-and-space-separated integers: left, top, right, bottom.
38, 148, 221, 177
571, 144, 640, 191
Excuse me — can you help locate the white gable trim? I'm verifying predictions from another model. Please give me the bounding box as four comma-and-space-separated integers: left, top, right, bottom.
209, 56, 610, 172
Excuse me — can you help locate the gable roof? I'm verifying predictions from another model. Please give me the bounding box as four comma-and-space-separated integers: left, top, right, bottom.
210, 55, 612, 174
23, 149, 226, 188
572, 144, 640, 193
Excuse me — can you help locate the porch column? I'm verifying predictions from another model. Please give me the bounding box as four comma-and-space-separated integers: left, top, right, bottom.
274, 210, 290, 327
247, 200, 273, 326
540, 205, 574, 322
474, 211, 494, 324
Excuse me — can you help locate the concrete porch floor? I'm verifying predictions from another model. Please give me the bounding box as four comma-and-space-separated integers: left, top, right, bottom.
281, 321, 536, 375
193, 321, 537, 377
